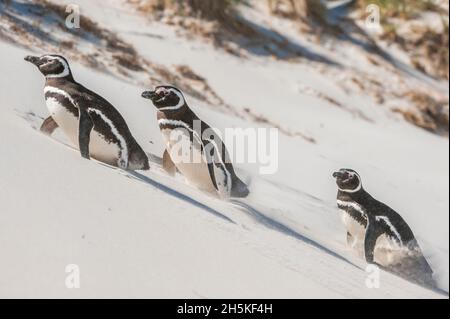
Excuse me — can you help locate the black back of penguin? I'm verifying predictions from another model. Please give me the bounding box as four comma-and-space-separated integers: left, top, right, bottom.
54, 80, 138, 146
68, 80, 150, 169
338, 186, 416, 243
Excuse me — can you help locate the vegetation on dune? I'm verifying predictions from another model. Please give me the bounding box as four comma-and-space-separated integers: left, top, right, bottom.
135, 0, 241, 21
357, 0, 440, 19
133, 0, 328, 60
129, 0, 449, 134
133, 0, 448, 78
356, 0, 449, 80
393, 90, 449, 135
408, 21, 448, 80
135, 0, 327, 25
267, 0, 327, 24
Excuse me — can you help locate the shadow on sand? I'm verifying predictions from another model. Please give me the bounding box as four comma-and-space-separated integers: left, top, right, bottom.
127, 171, 236, 224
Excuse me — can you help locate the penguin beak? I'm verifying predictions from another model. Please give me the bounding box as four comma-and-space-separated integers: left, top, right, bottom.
24, 55, 41, 66
142, 90, 157, 100
333, 171, 343, 179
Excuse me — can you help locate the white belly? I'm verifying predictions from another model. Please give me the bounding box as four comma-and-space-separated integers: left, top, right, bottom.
46, 98, 122, 166
161, 128, 216, 193
340, 211, 366, 256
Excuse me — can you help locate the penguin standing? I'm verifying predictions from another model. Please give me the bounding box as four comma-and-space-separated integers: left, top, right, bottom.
332, 168, 435, 287
141, 86, 249, 199
25, 54, 149, 170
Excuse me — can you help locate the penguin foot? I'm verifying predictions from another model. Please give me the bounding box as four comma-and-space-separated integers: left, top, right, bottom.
231, 179, 250, 198
40, 116, 59, 136
162, 149, 177, 176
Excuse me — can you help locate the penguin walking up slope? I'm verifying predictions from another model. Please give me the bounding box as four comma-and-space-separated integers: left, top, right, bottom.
25, 54, 149, 170
332, 168, 435, 287
142, 86, 249, 199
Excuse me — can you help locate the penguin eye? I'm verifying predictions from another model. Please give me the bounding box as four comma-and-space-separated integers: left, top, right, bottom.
156, 89, 169, 97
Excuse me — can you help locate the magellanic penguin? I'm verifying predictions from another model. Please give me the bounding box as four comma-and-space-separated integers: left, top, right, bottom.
25, 54, 149, 170
141, 86, 249, 199
333, 168, 435, 287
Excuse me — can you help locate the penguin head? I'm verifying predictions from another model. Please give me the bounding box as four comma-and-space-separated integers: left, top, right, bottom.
333, 169, 363, 193
142, 86, 186, 112
25, 54, 73, 79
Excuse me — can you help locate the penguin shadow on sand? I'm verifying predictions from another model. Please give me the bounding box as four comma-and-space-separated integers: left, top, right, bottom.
125, 169, 235, 224
144, 152, 361, 269
229, 198, 361, 269
132, 158, 361, 270
17, 110, 49, 131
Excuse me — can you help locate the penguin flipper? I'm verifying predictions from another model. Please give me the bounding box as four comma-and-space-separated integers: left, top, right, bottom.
78, 108, 94, 160
203, 138, 248, 198
209, 162, 232, 198
203, 139, 232, 197
162, 149, 176, 177
40, 116, 59, 136
364, 215, 380, 263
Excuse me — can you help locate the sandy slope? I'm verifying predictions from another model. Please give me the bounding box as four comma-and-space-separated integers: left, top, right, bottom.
0, 0, 448, 298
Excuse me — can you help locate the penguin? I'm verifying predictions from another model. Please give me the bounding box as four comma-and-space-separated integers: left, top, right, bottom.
25, 54, 149, 170
333, 168, 435, 287
141, 86, 249, 199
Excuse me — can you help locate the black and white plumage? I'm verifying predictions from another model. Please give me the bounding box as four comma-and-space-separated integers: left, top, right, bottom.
25, 54, 149, 170
142, 86, 249, 199
333, 169, 435, 287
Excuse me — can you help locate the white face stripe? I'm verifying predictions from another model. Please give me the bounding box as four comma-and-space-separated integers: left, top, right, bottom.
43, 56, 71, 78
338, 171, 362, 193
375, 216, 403, 245
157, 88, 186, 111
88, 109, 129, 169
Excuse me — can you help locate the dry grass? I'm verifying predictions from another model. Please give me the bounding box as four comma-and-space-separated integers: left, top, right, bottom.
39, 0, 144, 71
131, 0, 317, 59
355, 0, 449, 80
411, 22, 449, 80
382, 21, 449, 80
133, 0, 238, 21
357, 0, 440, 19
268, 0, 327, 23
393, 91, 449, 135
135, 0, 328, 31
